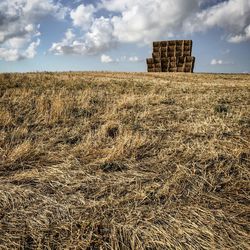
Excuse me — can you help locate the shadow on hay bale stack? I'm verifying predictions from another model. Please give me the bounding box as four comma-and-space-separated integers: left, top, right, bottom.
147, 40, 195, 73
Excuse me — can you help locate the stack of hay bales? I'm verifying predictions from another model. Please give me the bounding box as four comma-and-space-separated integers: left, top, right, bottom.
147, 40, 195, 73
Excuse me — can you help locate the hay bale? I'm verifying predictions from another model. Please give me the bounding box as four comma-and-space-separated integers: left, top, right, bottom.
154, 57, 161, 63
153, 47, 160, 52
161, 67, 168, 72
161, 54, 168, 59
155, 63, 161, 68
160, 41, 167, 46
184, 46, 192, 51
178, 57, 185, 64
161, 47, 167, 53
154, 68, 161, 72
170, 57, 177, 62
184, 67, 192, 72
176, 46, 182, 52
161, 58, 169, 63
168, 52, 175, 57
148, 40, 195, 73
152, 52, 161, 58
148, 68, 155, 72
146, 58, 154, 64
185, 56, 193, 63
184, 40, 192, 46
185, 62, 193, 67
153, 41, 161, 47
169, 67, 177, 72
183, 51, 191, 56
170, 62, 177, 67
147, 63, 155, 69
168, 41, 176, 46
177, 67, 184, 72
161, 62, 169, 68
176, 40, 183, 46
175, 51, 182, 57
168, 46, 175, 52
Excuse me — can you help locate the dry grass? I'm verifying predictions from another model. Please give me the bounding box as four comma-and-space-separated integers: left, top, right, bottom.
0, 72, 249, 249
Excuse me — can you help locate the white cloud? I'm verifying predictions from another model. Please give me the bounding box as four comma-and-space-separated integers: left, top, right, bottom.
210, 58, 234, 65
0, 38, 40, 61
70, 4, 95, 30
100, 54, 142, 63
110, 0, 200, 44
50, 0, 200, 56
0, 0, 67, 61
50, 17, 116, 56
128, 56, 139, 62
184, 0, 250, 43
228, 24, 250, 43
101, 54, 113, 63
24, 39, 40, 59
50, 0, 250, 58
211, 59, 223, 65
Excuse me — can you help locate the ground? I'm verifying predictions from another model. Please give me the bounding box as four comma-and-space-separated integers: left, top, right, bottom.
0, 72, 249, 249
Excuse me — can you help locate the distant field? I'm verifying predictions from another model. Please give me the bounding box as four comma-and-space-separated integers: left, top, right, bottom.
0, 72, 249, 249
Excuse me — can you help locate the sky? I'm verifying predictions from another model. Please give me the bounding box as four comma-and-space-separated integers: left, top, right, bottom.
0, 0, 250, 73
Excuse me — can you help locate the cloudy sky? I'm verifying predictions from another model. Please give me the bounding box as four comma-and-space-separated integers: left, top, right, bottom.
0, 0, 249, 73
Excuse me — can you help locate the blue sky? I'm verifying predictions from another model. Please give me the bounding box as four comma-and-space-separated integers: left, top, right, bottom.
0, 0, 249, 73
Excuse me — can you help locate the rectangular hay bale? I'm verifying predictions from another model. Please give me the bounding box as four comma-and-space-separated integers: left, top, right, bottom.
160, 41, 168, 46
183, 51, 191, 56
147, 63, 155, 69
178, 57, 185, 64
148, 68, 155, 72
176, 40, 183, 46
153, 41, 161, 47
160, 47, 167, 53
152, 52, 161, 58
167, 52, 175, 57
154, 68, 161, 72
184, 67, 192, 72
168, 46, 175, 52
177, 67, 184, 72
185, 56, 194, 63
153, 47, 160, 52
170, 62, 177, 67
168, 41, 176, 46
146, 58, 154, 64
184, 40, 192, 46
153, 57, 161, 63
169, 67, 177, 72
155, 63, 161, 68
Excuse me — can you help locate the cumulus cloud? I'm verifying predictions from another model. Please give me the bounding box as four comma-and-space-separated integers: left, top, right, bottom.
101, 54, 113, 63
2, 0, 248, 61
50, 0, 200, 56
184, 0, 250, 43
211, 59, 223, 65
50, 16, 116, 55
70, 4, 95, 30
210, 58, 234, 65
0, 0, 67, 61
228, 24, 250, 43
110, 0, 200, 44
50, 0, 250, 58
0, 38, 40, 61
100, 54, 142, 63
128, 56, 139, 62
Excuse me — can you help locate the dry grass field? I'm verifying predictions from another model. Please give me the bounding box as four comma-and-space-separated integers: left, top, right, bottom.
0, 72, 249, 249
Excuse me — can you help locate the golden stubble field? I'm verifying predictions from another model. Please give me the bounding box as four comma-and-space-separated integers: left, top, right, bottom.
0, 72, 249, 249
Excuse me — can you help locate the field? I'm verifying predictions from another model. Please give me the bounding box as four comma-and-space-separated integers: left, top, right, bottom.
0, 72, 249, 249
